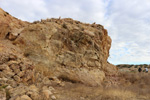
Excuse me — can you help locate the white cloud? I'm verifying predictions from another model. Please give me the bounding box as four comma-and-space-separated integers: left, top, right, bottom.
0, 0, 49, 21
106, 0, 150, 64
44, 0, 108, 24
0, 0, 150, 64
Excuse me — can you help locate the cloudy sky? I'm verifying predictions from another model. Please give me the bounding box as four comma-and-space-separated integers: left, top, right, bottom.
0, 0, 150, 65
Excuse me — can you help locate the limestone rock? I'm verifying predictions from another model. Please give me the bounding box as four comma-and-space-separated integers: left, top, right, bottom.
9, 86, 27, 97
0, 8, 118, 100
27, 92, 40, 100
42, 89, 53, 99
51, 95, 57, 100
12, 18, 117, 86
0, 8, 28, 40
0, 40, 34, 84
0, 90, 6, 100
5, 85, 12, 90
0, 8, 118, 86
29, 85, 39, 92
13, 75, 21, 82
20, 95, 32, 100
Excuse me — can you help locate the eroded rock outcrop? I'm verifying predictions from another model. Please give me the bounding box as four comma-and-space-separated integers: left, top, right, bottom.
0, 40, 34, 83
0, 7, 117, 94
0, 8, 28, 40
0, 41, 55, 100
0, 8, 117, 86
12, 18, 117, 86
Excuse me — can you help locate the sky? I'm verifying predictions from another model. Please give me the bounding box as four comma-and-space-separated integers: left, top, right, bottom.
0, 0, 150, 65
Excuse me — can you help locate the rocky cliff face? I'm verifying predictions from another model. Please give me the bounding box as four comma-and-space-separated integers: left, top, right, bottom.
13, 18, 117, 86
0, 8, 28, 40
0, 8, 117, 99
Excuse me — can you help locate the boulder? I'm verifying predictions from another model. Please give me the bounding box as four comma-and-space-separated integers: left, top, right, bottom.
0, 90, 6, 100
20, 95, 32, 100
42, 89, 53, 99
51, 95, 57, 100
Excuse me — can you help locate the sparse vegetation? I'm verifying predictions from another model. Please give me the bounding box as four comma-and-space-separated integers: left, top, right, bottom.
62, 23, 67, 29
134, 65, 138, 68
0, 85, 8, 90
34, 64, 53, 77
54, 68, 150, 100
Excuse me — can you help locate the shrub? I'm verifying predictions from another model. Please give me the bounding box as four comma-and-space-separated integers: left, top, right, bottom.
62, 23, 67, 29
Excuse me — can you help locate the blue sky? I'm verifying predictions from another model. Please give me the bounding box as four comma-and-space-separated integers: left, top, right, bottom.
0, 0, 150, 65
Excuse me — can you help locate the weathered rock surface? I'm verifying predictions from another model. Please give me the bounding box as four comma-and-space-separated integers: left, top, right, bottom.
0, 89, 6, 100
0, 8, 28, 40
0, 40, 34, 83
0, 8, 117, 99
13, 18, 117, 86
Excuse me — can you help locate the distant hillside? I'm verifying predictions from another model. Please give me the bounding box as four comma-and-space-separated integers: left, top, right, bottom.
117, 64, 150, 68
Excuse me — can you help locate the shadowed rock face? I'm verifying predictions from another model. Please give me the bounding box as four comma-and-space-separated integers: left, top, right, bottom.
0, 8, 117, 86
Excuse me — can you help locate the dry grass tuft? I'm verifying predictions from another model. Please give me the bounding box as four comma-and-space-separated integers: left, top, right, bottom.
33, 64, 150, 100
101, 88, 136, 100
34, 63, 53, 77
